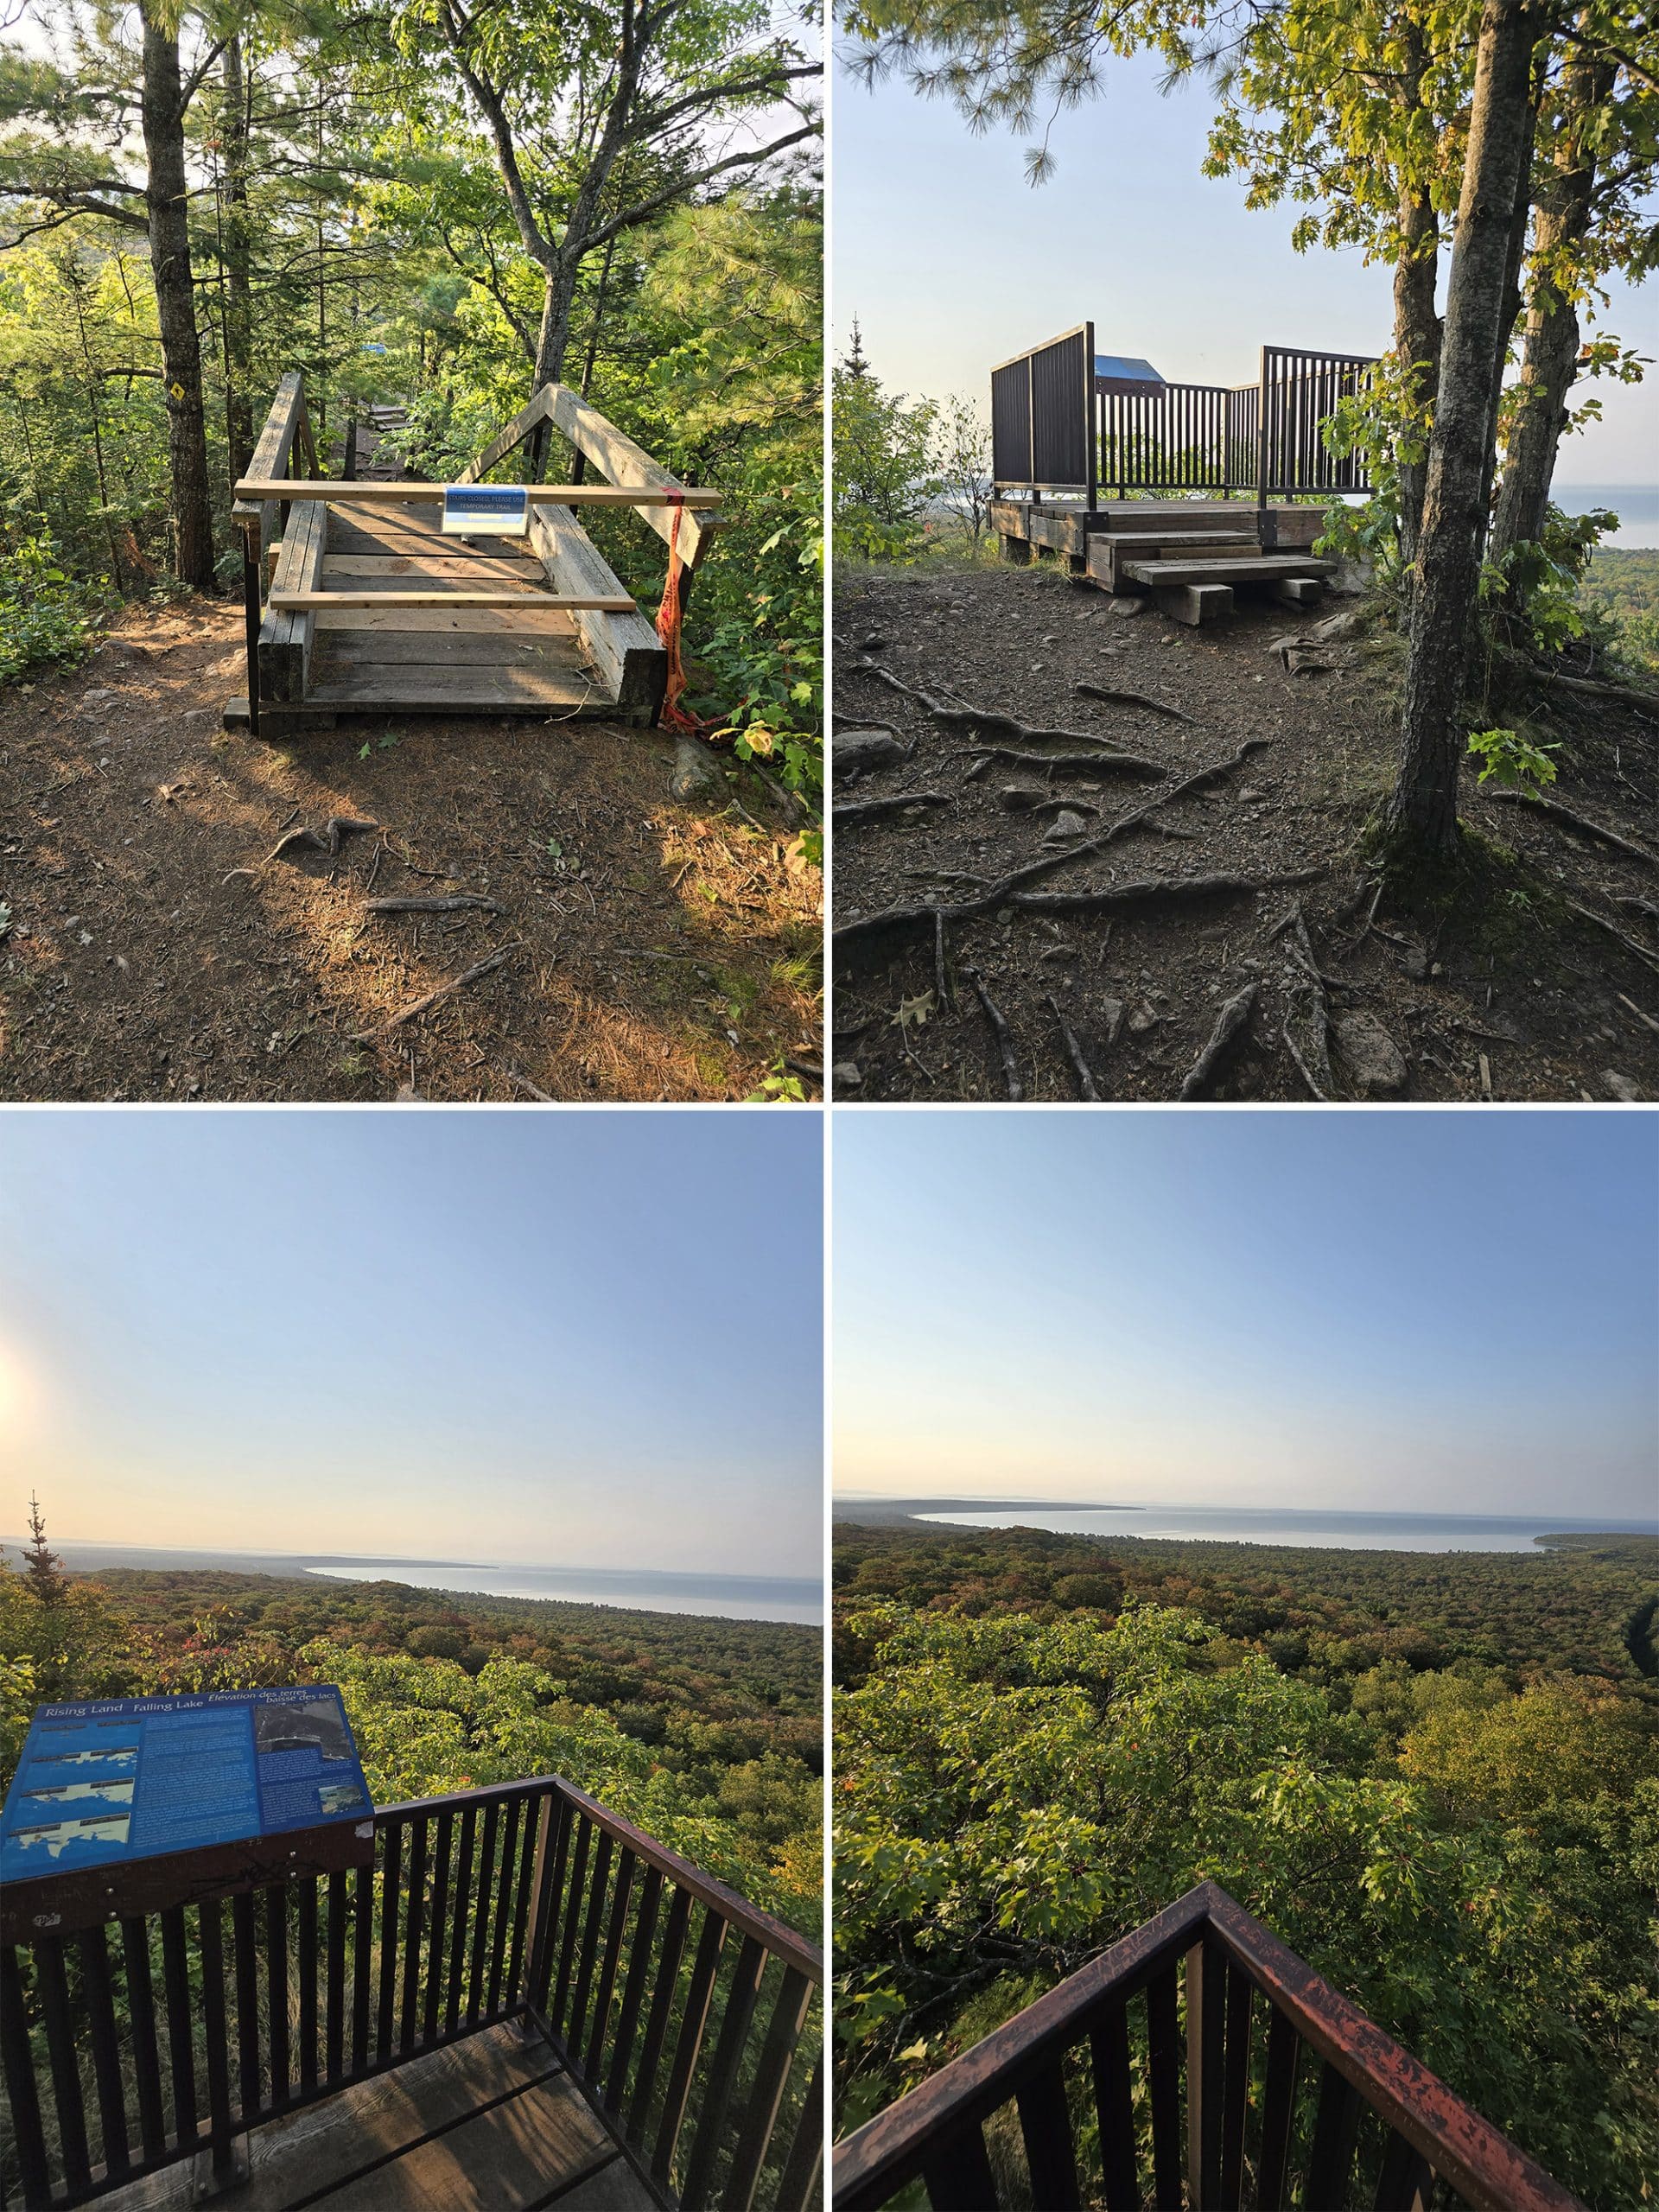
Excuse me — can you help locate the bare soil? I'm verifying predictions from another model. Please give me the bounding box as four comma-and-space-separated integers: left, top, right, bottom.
831, 560, 1659, 1103
2, 599, 821, 1102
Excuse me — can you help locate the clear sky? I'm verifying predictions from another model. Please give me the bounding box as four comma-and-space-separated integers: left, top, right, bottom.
832, 50, 1659, 490
0, 1110, 822, 1578
834, 1110, 1659, 1518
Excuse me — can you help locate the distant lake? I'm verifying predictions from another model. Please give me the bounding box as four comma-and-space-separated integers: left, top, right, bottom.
26, 1540, 822, 1626
912, 1506, 1657, 1554
306, 1560, 823, 1624
1554, 486, 1659, 550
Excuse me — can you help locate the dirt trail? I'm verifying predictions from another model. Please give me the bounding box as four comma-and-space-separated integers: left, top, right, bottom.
831, 562, 1659, 1103
2, 601, 821, 1101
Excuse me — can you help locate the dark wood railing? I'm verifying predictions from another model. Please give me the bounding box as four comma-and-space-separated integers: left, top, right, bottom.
833, 1882, 1582, 2212
2, 1776, 822, 2212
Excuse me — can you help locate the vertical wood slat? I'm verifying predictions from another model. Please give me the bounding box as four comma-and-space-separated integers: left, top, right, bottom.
680, 1931, 767, 2212
400, 1816, 428, 2053
79, 1924, 131, 2177
1187, 1938, 1224, 2212
377, 1815, 403, 2060
446, 1806, 476, 2037
725, 1965, 813, 2212
232, 1892, 260, 2118
583, 1845, 634, 2080
627, 1882, 692, 2142
605, 1863, 663, 2114
161, 1905, 199, 2147
1219, 1955, 1254, 2209
1016, 2057, 1082, 2209
264, 1888, 288, 2110
774, 2055, 823, 2212
423, 1809, 454, 2047
326, 1871, 347, 2082
351, 1863, 373, 2074
296, 1880, 319, 2094
503, 1794, 541, 2013
568, 1828, 614, 2063
1089, 1998, 1140, 2212
1304, 2060, 1363, 2209
921, 2123, 999, 2212
1374, 2126, 1436, 2212
466, 1801, 500, 2027
121, 1916, 168, 2163
1, 1944, 52, 2205
1257, 2004, 1302, 2208
651, 1907, 728, 2186
1145, 1964, 1183, 2212
527, 1792, 572, 2018
550, 1812, 594, 2037
196, 1902, 233, 2153
487, 1796, 523, 2018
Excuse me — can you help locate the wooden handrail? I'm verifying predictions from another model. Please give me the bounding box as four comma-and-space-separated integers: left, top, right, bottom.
234, 479, 720, 507
832, 1883, 1586, 2212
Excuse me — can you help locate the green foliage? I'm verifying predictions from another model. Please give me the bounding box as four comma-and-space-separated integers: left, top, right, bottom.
835, 1585, 1659, 2202
832, 345, 938, 563
0, 524, 111, 682
1315, 354, 1432, 595
1465, 724, 1559, 793
1580, 546, 1659, 677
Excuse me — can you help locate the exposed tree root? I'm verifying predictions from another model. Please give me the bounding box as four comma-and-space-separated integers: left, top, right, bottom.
356, 943, 519, 1040
1270, 906, 1335, 1100
1560, 896, 1659, 979
846, 652, 1125, 750
963, 964, 1022, 1098
366, 893, 509, 917
270, 815, 378, 864
933, 908, 950, 1010
1074, 682, 1200, 725
833, 791, 951, 827
958, 747, 1166, 779
1180, 982, 1259, 1099
1045, 994, 1101, 1099
1535, 669, 1659, 711
1483, 787, 1659, 869
1009, 870, 1323, 918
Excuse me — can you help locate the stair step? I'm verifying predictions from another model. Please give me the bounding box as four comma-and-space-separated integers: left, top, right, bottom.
1088, 531, 1261, 591
1122, 554, 1336, 587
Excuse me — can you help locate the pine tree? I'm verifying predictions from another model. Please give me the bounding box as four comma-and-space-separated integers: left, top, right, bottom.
19, 1496, 66, 1608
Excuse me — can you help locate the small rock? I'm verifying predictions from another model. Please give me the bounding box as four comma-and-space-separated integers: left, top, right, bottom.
1127, 1001, 1159, 1035
1402, 944, 1428, 981
1109, 597, 1145, 618
1237, 787, 1262, 802
1430, 960, 1445, 976
1043, 809, 1090, 845
1334, 1011, 1408, 1096
79, 688, 116, 709
1605, 1071, 1643, 1102
1102, 997, 1125, 1044
832, 1062, 862, 1088
860, 633, 885, 652
671, 735, 728, 804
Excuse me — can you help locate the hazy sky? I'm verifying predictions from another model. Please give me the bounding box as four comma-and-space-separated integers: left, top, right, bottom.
834, 1111, 1659, 1518
0, 1110, 822, 1577
833, 51, 1659, 493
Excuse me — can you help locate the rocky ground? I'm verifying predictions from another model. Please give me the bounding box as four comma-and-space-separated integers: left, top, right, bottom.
2, 599, 821, 1102
831, 559, 1659, 1103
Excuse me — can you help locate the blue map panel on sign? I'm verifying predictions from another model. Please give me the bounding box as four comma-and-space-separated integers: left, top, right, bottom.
0, 1688, 373, 1887
442, 484, 530, 536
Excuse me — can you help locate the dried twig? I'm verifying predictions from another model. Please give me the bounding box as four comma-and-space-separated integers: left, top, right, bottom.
1180, 982, 1259, 1100
1045, 994, 1102, 1100
356, 943, 519, 1041
365, 893, 509, 917
963, 965, 1022, 1098
270, 815, 378, 864
1074, 682, 1200, 725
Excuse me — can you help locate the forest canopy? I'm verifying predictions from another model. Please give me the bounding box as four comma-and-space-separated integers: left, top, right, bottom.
832, 1518, 1659, 2203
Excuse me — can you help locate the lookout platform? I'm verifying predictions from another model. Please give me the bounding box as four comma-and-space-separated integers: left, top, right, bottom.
991, 497, 1337, 625
227, 377, 719, 737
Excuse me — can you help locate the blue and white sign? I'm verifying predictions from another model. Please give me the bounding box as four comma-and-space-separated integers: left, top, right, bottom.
442, 483, 530, 537
0, 1688, 373, 1887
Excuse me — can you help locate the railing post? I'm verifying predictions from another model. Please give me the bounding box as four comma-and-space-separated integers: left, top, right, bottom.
1256, 345, 1275, 543
241, 528, 262, 736
1187, 1936, 1224, 2210
514, 1783, 561, 2034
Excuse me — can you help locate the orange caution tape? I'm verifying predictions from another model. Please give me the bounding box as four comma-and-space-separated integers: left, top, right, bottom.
654, 490, 715, 736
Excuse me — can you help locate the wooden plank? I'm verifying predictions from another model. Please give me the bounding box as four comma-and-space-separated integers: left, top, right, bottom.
458, 385, 556, 486
322, 554, 546, 578
1153, 582, 1234, 626
1123, 554, 1334, 585
543, 381, 720, 566
528, 503, 662, 723
259, 499, 328, 703
304, 664, 603, 713
314, 606, 577, 636
271, 590, 632, 611
1087, 531, 1259, 591
237, 478, 719, 509
232, 371, 306, 551
313, 632, 583, 669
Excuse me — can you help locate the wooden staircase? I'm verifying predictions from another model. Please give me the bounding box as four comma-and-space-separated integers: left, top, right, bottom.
991, 498, 1337, 625
227, 376, 720, 735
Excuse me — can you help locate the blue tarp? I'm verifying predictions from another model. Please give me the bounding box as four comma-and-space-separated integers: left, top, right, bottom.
0, 1688, 373, 1887
1095, 355, 1165, 386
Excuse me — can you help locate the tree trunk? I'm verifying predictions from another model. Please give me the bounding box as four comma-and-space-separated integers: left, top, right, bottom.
1386, 0, 1541, 859
1394, 187, 1442, 570
1474, 99, 1538, 569
219, 36, 256, 483
141, 8, 215, 590
1490, 53, 1611, 565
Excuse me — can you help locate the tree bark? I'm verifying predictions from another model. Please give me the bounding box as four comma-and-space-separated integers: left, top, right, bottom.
1387, 0, 1542, 858
1490, 50, 1612, 565
219, 36, 256, 483
1392, 26, 1443, 571
141, 7, 215, 589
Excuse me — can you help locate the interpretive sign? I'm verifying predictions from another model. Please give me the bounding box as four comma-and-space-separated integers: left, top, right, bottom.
441, 483, 529, 536
0, 1687, 376, 1940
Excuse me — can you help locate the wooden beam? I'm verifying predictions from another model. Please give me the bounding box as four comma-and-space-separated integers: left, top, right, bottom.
232, 371, 308, 556
235, 479, 720, 509
259, 499, 328, 702
269, 588, 635, 610
457, 386, 556, 486
541, 384, 720, 567
528, 503, 666, 723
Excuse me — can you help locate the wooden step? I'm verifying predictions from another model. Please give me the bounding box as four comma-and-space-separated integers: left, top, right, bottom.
1086, 531, 1260, 591
1122, 554, 1336, 587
